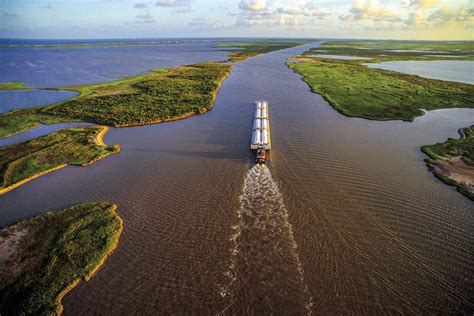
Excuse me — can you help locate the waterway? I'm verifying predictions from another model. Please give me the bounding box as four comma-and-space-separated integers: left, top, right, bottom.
367, 60, 474, 85
0, 90, 78, 113
310, 54, 372, 60
0, 42, 473, 314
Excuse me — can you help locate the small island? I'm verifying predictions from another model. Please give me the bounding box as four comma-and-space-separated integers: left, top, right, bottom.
0, 62, 232, 138
0, 126, 120, 194
0, 202, 123, 315
421, 126, 474, 200
288, 41, 474, 121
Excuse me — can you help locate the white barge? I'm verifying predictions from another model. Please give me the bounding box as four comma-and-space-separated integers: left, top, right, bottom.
251, 100, 271, 164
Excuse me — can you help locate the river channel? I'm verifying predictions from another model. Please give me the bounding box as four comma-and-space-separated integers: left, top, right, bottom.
0, 42, 473, 314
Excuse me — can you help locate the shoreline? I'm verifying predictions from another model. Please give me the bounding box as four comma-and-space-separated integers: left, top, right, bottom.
0, 69, 231, 139
421, 126, 474, 200
0, 126, 118, 195
55, 205, 123, 315
424, 157, 474, 200
93, 67, 230, 128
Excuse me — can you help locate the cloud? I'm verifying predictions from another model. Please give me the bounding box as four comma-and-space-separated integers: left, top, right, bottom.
340, 0, 401, 22
406, 12, 426, 26
3, 13, 17, 18
135, 13, 155, 23
236, 1, 329, 26
134, 3, 148, 9
428, 5, 473, 27
239, 0, 267, 12
155, 0, 189, 7
275, 2, 328, 18
409, 0, 438, 8
188, 18, 224, 28
237, 12, 306, 26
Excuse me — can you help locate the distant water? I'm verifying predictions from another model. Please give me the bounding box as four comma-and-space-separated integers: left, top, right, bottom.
310, 54, 372, 60
367, 60, 474, 84
0, 90, 77, 113
0, 42, 231, 87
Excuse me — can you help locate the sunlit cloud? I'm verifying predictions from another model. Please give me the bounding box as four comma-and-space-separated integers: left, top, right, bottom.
340, 0, 401, 22
239, 0, 267, 12
155, 0, 190, 7
1, 0, 473, 40
409, 0, 439, 8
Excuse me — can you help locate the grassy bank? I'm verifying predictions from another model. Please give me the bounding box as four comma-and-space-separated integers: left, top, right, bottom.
0, 126, 119, 194
0, 62, 232, 138
288, 41, 474, 121
217, 41, 310, 62
421, 126, 474, 200
308, 40, 474, 62
0, 82, 32, 91
0, 202, 123, 315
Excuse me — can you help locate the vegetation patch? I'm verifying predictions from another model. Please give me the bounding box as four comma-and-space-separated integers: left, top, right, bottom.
0, 126, 119, 194
307, 40, 474, 62
421, 126, 474, 200
0, 82, 32, 91
217, 41, 310, 62
0, 202, 123, 315
288, 41, 474, 121
0, 62, 232, 138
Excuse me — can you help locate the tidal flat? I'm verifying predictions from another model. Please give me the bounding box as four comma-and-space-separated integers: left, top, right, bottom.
421, 125, 474, 200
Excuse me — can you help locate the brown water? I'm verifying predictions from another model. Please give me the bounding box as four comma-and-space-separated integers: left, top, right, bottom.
0, 42, 473, 314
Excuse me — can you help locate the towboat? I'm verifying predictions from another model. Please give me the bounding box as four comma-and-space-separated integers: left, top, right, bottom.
251, 100, 271, 164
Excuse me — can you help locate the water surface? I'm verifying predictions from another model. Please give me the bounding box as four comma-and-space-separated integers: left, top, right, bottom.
367, 60, 474, 84
0, 90, 77, 113
0, 42, 230, 87
0, 42, 473, 314
310, 54, 372, 60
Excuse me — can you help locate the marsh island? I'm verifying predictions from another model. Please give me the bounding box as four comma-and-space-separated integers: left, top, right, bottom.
0, 202, 123, 315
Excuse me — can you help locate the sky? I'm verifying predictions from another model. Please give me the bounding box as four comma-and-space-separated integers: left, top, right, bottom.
1, 0, 473, 40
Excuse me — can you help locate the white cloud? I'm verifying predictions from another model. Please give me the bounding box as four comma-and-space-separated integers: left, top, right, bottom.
409, 0, 439, 8
341, 0, 401, 22
135, 13, 155, 23
406, 12, 426, 26
155, 0, 189, 7
428, 5, 473, 26
239, 0, 267, 12
134, 3, 148, 9
237, 0, 330, 26
188, 18, 224, 28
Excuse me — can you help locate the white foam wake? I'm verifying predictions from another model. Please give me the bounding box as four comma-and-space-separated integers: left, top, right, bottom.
219, 164, 314, 314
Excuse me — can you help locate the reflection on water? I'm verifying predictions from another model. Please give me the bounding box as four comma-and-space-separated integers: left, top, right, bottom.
367, 60, 474, 84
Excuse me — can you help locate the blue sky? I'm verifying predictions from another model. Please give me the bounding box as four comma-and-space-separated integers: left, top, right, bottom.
1, 0, 473, 39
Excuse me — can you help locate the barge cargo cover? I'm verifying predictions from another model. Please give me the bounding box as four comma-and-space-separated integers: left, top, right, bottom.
251, 101, 271, 151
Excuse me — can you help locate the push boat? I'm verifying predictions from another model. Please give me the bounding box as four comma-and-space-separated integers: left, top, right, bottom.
251, 100, 271, 164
